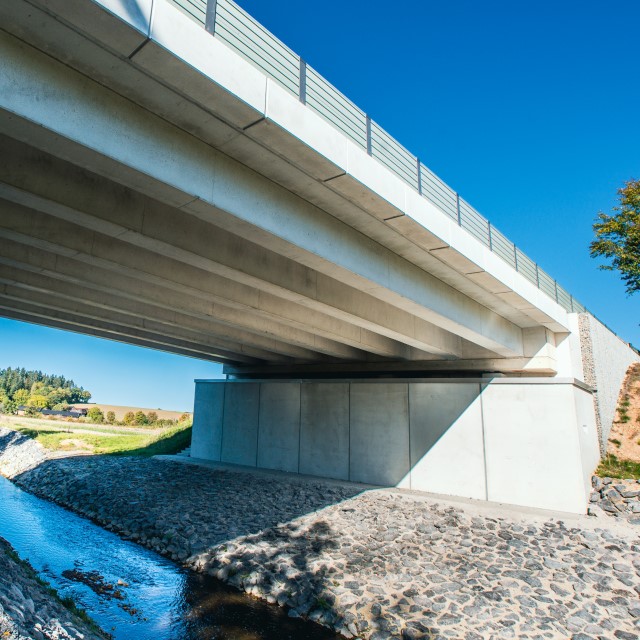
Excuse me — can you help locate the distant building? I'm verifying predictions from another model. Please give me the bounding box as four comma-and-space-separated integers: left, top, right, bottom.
16, 406, 86, 418
42, 408, 86, 418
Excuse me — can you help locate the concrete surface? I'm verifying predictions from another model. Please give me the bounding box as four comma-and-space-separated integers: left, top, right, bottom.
191, 378, 600, 513
0, 0, 587, 375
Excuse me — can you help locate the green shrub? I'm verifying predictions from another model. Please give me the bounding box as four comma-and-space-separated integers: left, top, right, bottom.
86, 407, 104, 423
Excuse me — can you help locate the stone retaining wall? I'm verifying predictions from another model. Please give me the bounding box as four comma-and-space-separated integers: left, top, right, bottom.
579, 314, 640, 453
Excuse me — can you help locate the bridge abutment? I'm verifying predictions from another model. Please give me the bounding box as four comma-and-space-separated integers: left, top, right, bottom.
190, 376, 599, 513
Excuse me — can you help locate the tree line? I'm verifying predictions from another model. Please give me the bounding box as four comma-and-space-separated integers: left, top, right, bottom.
86, 406, 189, 427
0, 367, 91, 414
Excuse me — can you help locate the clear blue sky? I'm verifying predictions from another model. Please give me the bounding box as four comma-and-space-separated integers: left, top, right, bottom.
1, 0, 639, 408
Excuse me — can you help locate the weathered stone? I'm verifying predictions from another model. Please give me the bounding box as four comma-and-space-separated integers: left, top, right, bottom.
600, 500, 618, 513
7, 452, 640, 640
0, 536, 106, 639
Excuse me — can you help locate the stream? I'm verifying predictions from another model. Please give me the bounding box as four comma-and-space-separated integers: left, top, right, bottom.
0, 475, 342, 640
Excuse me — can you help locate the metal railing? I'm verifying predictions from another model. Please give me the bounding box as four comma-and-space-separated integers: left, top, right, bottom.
170, 0, 588, 316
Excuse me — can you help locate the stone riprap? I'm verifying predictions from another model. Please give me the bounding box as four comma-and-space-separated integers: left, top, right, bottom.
0, 537, 106, 640
13, 456, 640, 640
0, 427, 47, 478
589, 476, 640, 522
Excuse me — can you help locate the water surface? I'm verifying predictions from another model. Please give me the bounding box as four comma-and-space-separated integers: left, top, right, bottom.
0, 475, 342, 640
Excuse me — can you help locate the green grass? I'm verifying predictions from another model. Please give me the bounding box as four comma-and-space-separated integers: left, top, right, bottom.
596, 453, 640, 480
13, 423, 192, 456
110, 425, 192, 457
4, 417, 163, 435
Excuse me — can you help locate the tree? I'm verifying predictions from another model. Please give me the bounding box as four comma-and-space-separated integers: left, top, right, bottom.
27, 394, 49, 410
591, 179, 640, 294
123, 411, 135, 425
134, 411, 147, 425
0, 368, 92, 407
0, 398, 16, 415
87, 407, 104, 423
146, 411, 158, 425
12, 389, 29, 406
106, 411, 116, 424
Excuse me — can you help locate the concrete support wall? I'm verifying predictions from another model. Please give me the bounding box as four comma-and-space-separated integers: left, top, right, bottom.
191, 378, 599, 513
579, 313, 640, 452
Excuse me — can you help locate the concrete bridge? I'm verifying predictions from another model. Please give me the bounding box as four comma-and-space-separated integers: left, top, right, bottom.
1, 0, 637, 513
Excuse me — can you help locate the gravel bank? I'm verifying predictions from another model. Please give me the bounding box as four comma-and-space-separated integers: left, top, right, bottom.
0, 427, 47, 478
14, 455, 640, 640
589, 476, 640, 521
0, 536, 106, 640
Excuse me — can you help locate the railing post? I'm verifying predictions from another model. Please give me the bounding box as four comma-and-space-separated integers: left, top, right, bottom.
366, 115, 372, 155
488, 221, 493, 250
456, 194, 461, 226
535, 264, 540, 288
570, 294, 574, 312
554, 280, 558, 302
416, 159, 422, 195
205, 0, 218, 35
299, 59, 307, 104
513, 243, 518, 270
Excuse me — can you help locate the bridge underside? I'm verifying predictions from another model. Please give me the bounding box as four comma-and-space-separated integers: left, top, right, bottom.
0, 120, 559, 376
0, 135, 527, 373
0, 2, 569, 377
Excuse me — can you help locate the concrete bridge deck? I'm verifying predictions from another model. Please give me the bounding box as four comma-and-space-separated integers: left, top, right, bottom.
0, 0, 584, 376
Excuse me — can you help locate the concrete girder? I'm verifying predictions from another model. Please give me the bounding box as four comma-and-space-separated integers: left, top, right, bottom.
0, 297, 263, 364
0, 238, 422, 361
224, 357, 559, 378
0, 308, 250, 364
0, 32, 526, 357
0, 262, 369, 361
0, 286, 305, 364
0, 193, 470, 361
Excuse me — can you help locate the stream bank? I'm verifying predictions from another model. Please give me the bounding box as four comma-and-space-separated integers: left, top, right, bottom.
0, 536, 106, 640
0, 427, 343, 640
12, 452, 640, 640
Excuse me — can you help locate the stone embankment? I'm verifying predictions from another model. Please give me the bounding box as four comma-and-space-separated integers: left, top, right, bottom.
590, 476, 640, 521
0, 537, 106, 640
0, 427, 47, 478
14, 456, 640, 640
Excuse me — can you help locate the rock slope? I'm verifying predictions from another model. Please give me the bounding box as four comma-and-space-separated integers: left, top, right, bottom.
0, 537, 106, 640
0, 427, 47, 478
15, 456, 640, 640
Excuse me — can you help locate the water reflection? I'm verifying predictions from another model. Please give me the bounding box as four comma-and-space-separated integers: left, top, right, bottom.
0, 476, 342, 640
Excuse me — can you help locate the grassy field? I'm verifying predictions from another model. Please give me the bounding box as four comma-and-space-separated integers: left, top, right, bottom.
1, 416, 191, 457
